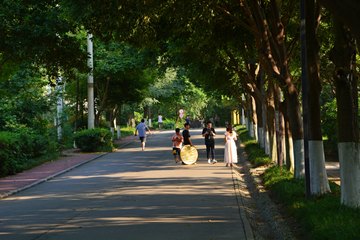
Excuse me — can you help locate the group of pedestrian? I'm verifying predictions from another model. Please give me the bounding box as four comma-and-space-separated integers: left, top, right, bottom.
135, 115, 238, 166
171, 120, 237, 166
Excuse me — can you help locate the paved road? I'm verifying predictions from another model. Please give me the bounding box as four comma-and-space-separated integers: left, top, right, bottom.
0, 128, 253, 240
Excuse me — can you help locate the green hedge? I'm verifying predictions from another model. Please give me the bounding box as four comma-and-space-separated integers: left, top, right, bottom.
0, 131, 52, 177
74, 128, 114, 152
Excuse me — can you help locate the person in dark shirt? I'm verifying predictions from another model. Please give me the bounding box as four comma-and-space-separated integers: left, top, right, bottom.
182, 123, 193, 146
215, 114, 220, 127
202, 121, 217, 164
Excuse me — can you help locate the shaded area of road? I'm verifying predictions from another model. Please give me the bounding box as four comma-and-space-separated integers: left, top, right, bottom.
0, 128, 253, 240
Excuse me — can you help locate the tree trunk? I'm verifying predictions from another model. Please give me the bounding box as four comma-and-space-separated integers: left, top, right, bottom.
330, 17, 359, 207
251, 95, 258, 141
263, 92, 270, 155
274, 86, 283, 167
306, 0, 330, 194
255, 91, 263, 148
106, 110, 111, 127
75, 78, 79, 132
109, 108, 117, 136
128, 113, 135, 128
143, 106, 148, 120
267, 82, 277, 163
282, 102, 295, 172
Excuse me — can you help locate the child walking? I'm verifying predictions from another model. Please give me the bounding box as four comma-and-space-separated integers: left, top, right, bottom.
171, 128, 183, 163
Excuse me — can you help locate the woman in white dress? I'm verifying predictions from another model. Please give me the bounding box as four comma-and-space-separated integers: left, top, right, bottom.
224, 124, 238, 167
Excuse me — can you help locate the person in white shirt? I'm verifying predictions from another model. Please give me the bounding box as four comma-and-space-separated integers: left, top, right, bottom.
158, 114, 163, 130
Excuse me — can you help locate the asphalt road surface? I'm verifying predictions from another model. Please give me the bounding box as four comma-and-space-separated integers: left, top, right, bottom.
0, 128, 253, 240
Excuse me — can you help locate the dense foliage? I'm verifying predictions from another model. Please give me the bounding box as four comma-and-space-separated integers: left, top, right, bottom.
0, 130, 54, 177
74, 128, 114, 152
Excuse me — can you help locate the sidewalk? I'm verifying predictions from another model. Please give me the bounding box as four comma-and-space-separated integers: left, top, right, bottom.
0, 132, 151, 198
326, 161, 340, 185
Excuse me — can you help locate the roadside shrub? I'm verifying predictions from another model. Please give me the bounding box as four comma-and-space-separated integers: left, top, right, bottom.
0, 130, 53, 177
162, 119, 176, 129
74, 128, 114, 152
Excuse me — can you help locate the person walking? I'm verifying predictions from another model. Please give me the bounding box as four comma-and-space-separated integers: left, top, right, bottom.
171, 128, 183, 164
134, 118, 152, 151
202, 121, 217, 164
158, 114, 163, 130
209, 116, 214, 126
224, 124, 238, 167
185, 116, 190, 125
215, 114, 220, 127
182, 123, 193, 146
200, 117, 204, 128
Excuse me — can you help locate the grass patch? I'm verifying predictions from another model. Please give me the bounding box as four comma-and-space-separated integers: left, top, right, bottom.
234, 126, 360, 239
235, 126, 271, 167
264, 165, 360, 239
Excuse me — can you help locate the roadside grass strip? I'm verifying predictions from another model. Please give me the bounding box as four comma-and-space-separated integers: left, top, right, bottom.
236, 127, 271, 167
237, 127, 360, 239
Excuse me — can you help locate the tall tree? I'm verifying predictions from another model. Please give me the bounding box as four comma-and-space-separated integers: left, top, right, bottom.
306, 0, 330, 194
329, 17, 359, 207
0, 0, 88, 81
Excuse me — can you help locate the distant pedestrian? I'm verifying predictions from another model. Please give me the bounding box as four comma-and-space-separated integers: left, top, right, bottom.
158, 114, 163, 130
182, 123, 193, 146
209, 116, 214, 125
185, 116, 190, 125
224, 124, 238, 167
135, 118, 152, 151
200, 117, 204, 128
171, 128, 183, 164
215, 114, 220, 127
202, 121, 217, 164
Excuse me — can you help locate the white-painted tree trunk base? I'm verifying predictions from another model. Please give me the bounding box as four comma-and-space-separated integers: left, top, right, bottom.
282, 135, 286, 166
117, 125, 121, 139
265, 131, 270, 155
258, 127, 264, 149
294, 139, 305, 178
110, 127, 114, 136
249, 122, 254, 138
269, 134, 277, 163
245, 117, 248, 130
254, 124, 258, 141
339, 142, 360, 207
309, 141, 330, 194
286, 136, 295, 172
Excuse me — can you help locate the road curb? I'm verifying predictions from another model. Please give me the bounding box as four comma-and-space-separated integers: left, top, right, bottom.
232, 166, 255, 240
234, 139, 295, 240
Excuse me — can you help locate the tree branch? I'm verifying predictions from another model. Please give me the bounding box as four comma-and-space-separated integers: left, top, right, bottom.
0, 55, 13, 73
209, 3, 261, 37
